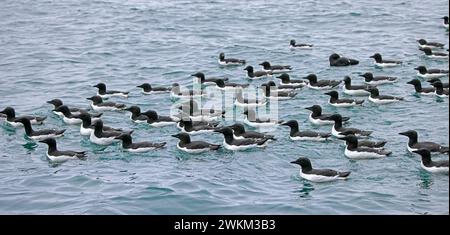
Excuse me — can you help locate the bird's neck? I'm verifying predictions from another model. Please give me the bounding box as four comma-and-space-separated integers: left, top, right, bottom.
334, 121, 342, 130
290, 125, 299, 136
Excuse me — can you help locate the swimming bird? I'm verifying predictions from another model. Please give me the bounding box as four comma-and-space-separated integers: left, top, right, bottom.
171, 83, 205, 98
16, 118, 65, 141
115, 134, 166, 153
358, 72, 398, 85
289, 40, 313, 49
281, 120, 332, 141
370, 53, 402, 67
93, 83, 129, 98
413, 149, 449, 174
419, 47, 449, 60
214, 127, 271, 151
78, 113, 122, 136
340, 135, 392, 159
329, 114, 372, 138
368, 87, 403, 104
414, 66, 449, 79
442, 16, 449, 29
329, 53, 359, 66
339, 130, 387, 149
277, 73, 308, 86
244, 66, 272, 79
218, 52, 246, 66
213, 79, 249, 91
431, 81, 449, 98
172, 133, 220, 153
234, 89, 267, 108
46, 99, 91, 117
266, 81, 304, 92
259, 61, 292, 73
89, 120, 131, 145
39, 138, 87, 163
137, 83, 171, 94
179, 118, 217, 134
304, 74, 341, 90
406, 79, 435, 96
178, 99, 224, 121
427, 78, 449, 89
143, 110, 178, 127
228, 123, 275, 140
0, 107, 46, 127
416, 39, 445, 49
324, 91, 365, 107
124, 106, 152, 123
342, 76, 372, 96
243, 109, 282, 128
177, 119, 219, 130
191, 72, 229, 85
87, 96, 126, 112
305, 105, 350, 125
54, 105, 101, 125
261, 83, 297, 100
399, 130, 449, 154
290, 157, 351, 182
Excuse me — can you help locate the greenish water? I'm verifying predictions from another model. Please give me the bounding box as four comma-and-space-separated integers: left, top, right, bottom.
0, 0, 448, 214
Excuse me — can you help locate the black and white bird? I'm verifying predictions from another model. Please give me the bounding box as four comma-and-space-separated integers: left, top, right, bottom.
368, 87, 403, 104
414, 66, 449, 79
171, 83, 205, 99
89, 120, 131, 145
228, 123, 275, 140
370, 53, 402, 67
178, 99, 224, 122
172, 133, 220, 153
358, 72, 398, 85
234, 89, 267, 108
87, 96, 126, 112
244, 66, 272, 80
39, 138, 87, 163
259, 61, 292, 73
290, 157, 351, 183
399, 130, 449, 154
176, 119, 219, 131
54, 105, 101, 125
416, 39, 445, 49
289, 40, 313, 49
419, 47, 449, 60
243, 109, 282, 128
304, 74, 341, 90
340, 135, 392, 159
78, 113, 122, 136
431, 81, 449, 98
413, 149, 449, 174
281, 120, 332, 141
179, 118, 217, 134
191, 72, 229, 86
124, 106, 151, 123
442, 16, 449, 29
213, 79, 249, 91
342, 76, 372, 96
427, 78, 449, 89
305, 105, 350, 125
329, 53, 359, 66
93, 83, 129, 98
143, 110, 178, 127
266, 81, 304, 92
407, 79, 436, 96
46, 99, 90, 117
329, 114, 372, 138
218, 52, 246, 66
261, 83, 297, 100
214, 127, 271, 151
115, 134, 166, 153
137, 83, 171, 94
277, 73, 308, 86
324, 91, 365, 107
16, 118, 65, 141
339, 131, 387, 149
0, 107, 46, 127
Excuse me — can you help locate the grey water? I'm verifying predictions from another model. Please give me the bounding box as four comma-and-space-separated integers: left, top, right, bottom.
0, 0, 448, 214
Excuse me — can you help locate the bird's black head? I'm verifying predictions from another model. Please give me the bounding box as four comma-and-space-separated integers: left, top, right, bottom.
115, 133, 132, 142
124, 106, 141, 115
414, 66, 427, 74
359, 72, 373, 79
281, 120, 298, 128
276, 73, 290, 81
442, 16, 449, 23
78, 113, 92, 122
142, 110, 158, 120
419, 47, 432, 55
304, 74, 317, 82
417, 39, 427, 45
329, 53, 340, 61
412, 149, 431, 161
259, 61, 271, 69
93, 83, 106, 90
339, 135, 358, 145
324, 90, 339, 98
0, 107, 15, 118
171, 133, 191, 143
407, 79, 421, 86
343, 76, 352, 84
290, 39, 296, 46
219, 53, 225, 60
54, 105, 71, 115
305, 105, 322, 113
46, 99, 63, 108
191, 72, 205, 79
213, 127, 233, 136
15, 117, 31, 125
370, 53, 383, 62
267, 81, 277, 87
329, 114, 342, 122
398, 130, 418, 138
137, 83, 151, 90
431, 81, 444, 89
290, 157, 312, 170
368, 87, 380, 96
86, 96, 103, 104
243, 66, 254, 72
90, 119, 104, 129
228, 123, 245, 134
214, 79, 226, 87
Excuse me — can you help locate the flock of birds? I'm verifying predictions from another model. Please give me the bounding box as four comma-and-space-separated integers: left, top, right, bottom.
1, 17, 449, 183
